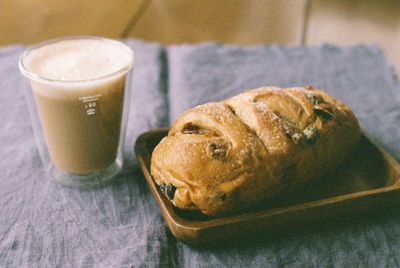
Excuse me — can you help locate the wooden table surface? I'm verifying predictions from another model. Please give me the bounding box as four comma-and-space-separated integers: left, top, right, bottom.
1, 0, 399, 73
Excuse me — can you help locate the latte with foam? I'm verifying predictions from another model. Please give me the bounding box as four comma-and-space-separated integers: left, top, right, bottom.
21, 38, 133, 174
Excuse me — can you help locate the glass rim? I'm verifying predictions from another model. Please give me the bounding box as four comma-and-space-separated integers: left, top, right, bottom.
18, 35, 134, 84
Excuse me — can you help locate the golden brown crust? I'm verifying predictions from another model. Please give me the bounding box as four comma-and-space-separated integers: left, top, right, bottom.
150, 86, 360, 216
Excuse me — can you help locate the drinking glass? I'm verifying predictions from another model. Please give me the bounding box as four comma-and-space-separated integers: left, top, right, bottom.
18, 36, 134, 188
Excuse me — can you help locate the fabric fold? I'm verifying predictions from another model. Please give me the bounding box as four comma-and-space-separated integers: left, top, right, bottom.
1, 39, 400, 267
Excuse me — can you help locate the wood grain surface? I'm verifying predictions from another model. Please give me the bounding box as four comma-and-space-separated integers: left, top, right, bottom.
0, 0, 145, 45
1, 0, 399, 72
306, 0, 400, 74
128, 0, 307, 44
135, 128, 400, 245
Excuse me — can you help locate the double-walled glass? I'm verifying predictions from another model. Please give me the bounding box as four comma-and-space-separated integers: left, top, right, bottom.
18, 36, 134, 188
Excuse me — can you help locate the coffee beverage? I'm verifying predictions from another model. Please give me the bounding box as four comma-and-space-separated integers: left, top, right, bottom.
21, 38, 133, 174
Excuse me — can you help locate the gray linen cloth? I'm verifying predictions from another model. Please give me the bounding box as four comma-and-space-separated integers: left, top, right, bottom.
1, 39, 400, 267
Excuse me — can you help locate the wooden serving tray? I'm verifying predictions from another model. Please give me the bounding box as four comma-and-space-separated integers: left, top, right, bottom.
135, 128, 400, 246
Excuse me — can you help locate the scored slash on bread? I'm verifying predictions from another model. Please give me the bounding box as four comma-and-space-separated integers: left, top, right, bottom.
150, 86, 360, 217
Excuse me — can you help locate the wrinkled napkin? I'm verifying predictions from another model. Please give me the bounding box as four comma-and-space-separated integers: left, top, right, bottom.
1, 40, 400, 267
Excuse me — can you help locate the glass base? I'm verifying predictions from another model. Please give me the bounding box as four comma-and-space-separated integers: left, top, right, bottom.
49, 159, 122, 188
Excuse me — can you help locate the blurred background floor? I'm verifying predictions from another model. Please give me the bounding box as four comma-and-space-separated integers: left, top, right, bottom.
1, 0, 399, 73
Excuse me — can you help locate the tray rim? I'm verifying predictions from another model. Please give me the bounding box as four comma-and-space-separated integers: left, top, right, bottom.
135, 128, 400, 241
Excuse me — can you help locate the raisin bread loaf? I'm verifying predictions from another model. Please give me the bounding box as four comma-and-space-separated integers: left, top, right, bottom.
151, 86, 360, 216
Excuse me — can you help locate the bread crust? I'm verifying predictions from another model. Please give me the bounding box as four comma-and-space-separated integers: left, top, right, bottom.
151, 86, 360, 216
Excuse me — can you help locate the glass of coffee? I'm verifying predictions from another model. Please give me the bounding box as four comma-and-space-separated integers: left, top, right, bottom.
18, 36, 134, 188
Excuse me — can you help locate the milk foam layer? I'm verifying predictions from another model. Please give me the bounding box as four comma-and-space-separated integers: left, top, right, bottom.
24, 38, 132, 81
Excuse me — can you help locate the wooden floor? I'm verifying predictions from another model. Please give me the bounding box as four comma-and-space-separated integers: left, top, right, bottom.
1, 0, 399, 73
